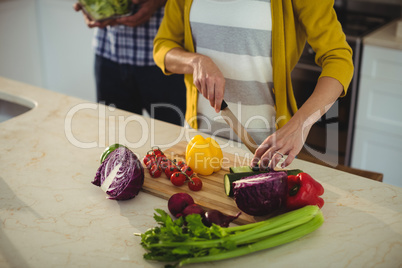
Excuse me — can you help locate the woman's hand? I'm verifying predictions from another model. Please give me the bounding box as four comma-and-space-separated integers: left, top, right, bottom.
251, 76, 344, 169
164, 48, 226, 112
191, 55, 225, 112
251, 116, 311, 170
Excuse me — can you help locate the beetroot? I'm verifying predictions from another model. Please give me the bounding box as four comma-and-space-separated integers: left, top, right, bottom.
168, 193, 194, 218
167, 193, 239, 227
203, 210, 241, 227
181, 204, 205, 218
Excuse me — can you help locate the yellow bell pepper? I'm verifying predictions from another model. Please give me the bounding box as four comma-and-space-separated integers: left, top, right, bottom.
185, 135, 223, 176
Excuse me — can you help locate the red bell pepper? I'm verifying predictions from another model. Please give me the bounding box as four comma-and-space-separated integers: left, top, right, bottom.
286, 172, 324, 210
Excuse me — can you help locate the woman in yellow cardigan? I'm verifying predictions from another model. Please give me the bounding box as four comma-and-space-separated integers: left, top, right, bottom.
153, 0, 354, 169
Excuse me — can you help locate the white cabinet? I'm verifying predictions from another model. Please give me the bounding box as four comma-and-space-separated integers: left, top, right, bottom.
352, 44, 402, 187
0, 0, 96, 102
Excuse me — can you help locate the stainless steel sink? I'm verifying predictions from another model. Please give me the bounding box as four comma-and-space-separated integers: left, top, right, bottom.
0, 92, 36, 123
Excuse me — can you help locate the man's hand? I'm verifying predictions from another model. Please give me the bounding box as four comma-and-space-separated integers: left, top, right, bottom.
73, 2, 117, 28
115, 0, 166, 27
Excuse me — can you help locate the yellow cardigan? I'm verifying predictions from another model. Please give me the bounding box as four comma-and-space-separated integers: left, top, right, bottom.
153, 0, 354, 129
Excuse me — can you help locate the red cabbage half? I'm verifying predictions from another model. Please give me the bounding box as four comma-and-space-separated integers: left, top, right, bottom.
233, 171, 287, 216
92, 146, 144, 200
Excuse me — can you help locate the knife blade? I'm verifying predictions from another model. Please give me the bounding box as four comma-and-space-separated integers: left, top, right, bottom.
220, 100, 258, 153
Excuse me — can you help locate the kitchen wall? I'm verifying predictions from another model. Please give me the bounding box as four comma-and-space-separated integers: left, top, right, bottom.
0, 0, 96, 102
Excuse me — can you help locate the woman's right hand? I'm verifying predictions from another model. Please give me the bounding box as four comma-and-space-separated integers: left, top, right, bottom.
191, 55, 225, 113
164, 48, 225, 112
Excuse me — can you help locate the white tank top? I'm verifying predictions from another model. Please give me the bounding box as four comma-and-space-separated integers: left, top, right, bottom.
190, 0, 275, 145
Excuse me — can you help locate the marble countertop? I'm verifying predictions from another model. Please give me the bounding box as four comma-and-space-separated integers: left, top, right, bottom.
364, 19, 402, 50
1, 77, 401, 268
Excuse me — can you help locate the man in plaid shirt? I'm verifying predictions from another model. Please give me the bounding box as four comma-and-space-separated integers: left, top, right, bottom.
74, 0, 186, 126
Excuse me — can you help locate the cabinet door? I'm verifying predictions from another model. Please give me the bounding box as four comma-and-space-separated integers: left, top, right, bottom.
355, 77, 402, 136
352, 128, 402, 187
361, 45, 402, 81
357, 45, 402, 137
352, 45, 402, 187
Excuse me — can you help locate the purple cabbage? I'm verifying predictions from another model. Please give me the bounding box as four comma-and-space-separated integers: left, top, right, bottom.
233, 171, 287, 216
92, 147, 144, 200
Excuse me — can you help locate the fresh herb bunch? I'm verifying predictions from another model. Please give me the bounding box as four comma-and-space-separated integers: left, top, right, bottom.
137, 206, 324, 267
79, 0, 132, 21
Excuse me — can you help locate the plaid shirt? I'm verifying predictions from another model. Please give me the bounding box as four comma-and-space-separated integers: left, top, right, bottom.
92, 7, 164, 66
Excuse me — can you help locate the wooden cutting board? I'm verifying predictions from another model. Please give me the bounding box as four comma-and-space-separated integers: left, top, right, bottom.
142, 141, 272, 225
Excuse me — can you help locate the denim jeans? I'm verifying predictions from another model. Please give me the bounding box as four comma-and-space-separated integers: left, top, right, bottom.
95, 55, 186, 126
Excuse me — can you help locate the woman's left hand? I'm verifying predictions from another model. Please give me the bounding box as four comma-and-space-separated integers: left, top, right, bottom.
251, 76, 344, 170
251, 117, 311, 170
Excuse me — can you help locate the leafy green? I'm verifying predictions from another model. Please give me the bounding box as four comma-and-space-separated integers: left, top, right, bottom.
137, 206, 324, 267
111, 0, 130, 14
79, 0, 132, 20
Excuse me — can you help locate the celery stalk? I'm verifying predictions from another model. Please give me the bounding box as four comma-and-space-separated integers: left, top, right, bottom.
233, 209, 319, 245
178, 209, 324, 266
149, 205, 320, 249
226, 205, 319, 233
140, 206, 324, 266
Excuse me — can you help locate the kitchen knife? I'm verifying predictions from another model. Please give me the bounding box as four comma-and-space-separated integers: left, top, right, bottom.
220, 100, 258, 153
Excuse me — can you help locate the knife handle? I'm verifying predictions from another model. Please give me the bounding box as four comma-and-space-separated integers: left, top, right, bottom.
220, 100, 228, 110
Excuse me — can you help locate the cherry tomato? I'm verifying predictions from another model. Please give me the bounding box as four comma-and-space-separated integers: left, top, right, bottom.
170, 172, 187, 186
164, 165, 181, 179
145, 157, 156, 169
188, 177, 202, 191
150, 164, 162, 178
157, 156, 170, 171
153, 147, 164, 156
143, 154, 154, 165
181, 165, 194, 177
176, 160, 186, 168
